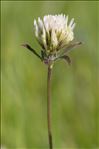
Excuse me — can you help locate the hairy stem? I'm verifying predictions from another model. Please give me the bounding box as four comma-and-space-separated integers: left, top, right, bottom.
47, 65, 53, 149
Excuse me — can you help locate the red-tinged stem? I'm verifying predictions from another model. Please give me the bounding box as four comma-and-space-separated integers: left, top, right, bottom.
47, 64, 53, 149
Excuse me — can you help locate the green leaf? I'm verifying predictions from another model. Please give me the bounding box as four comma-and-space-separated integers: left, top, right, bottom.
60, 41, 82, 56
59, 55, 71, 65
22, 44, 42, 60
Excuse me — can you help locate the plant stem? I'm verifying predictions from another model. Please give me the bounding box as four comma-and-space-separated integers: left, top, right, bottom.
47, 64, 53, 149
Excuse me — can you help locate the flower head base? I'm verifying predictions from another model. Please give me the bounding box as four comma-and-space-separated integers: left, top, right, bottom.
34, 14, 76, 55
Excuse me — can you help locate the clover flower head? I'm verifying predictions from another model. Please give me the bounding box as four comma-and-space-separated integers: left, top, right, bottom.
34, 14, 76, 55
22, 14, 81, 66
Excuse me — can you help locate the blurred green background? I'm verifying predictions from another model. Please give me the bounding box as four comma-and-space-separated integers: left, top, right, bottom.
1, 1, 99, 149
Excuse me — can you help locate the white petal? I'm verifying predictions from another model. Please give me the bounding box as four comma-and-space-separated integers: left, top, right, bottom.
69, 18, 74, 27
51, 30, 58, 47
66, 15, 68, 25
34, 19, 36, 26
34, 19, 38, 37
71, 23, 76, 30
38, 17, 44, 31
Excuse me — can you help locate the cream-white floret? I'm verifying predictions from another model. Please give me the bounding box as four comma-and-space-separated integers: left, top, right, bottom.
34, 14, 76, 53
